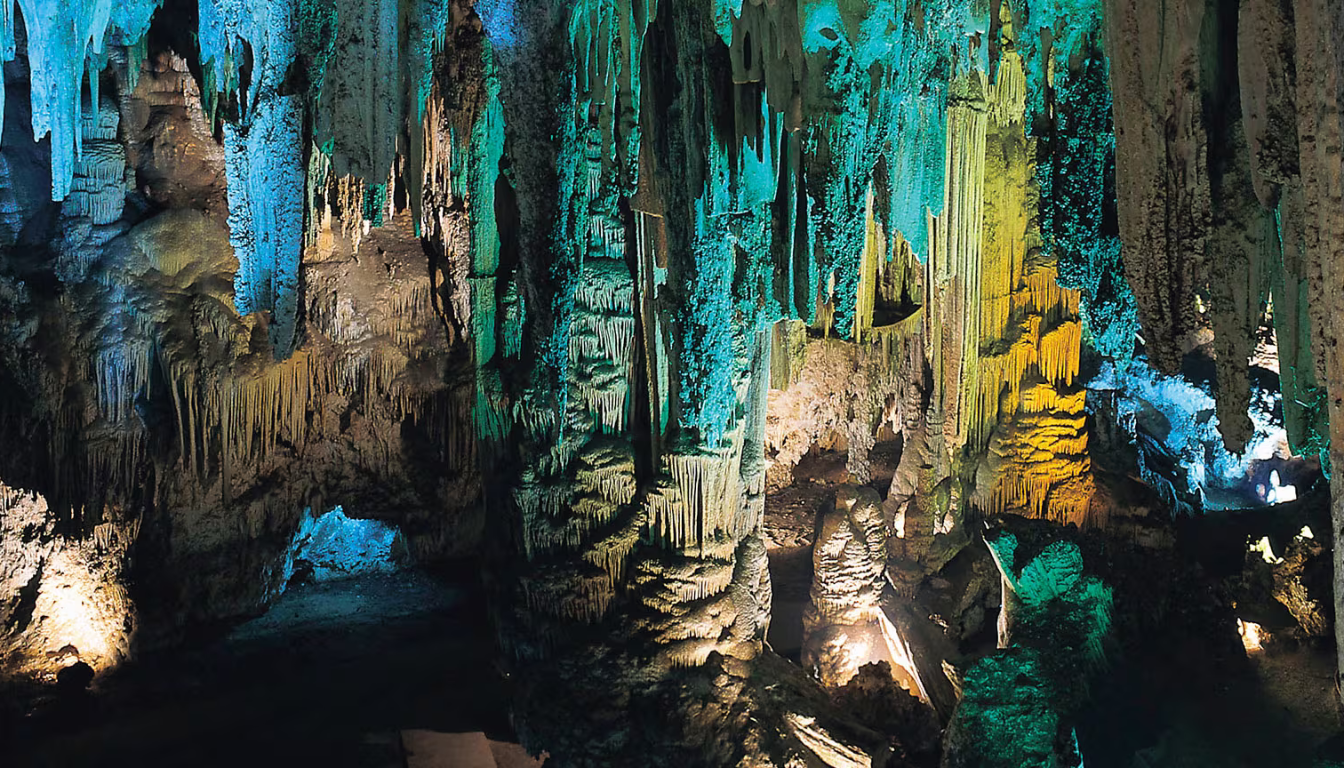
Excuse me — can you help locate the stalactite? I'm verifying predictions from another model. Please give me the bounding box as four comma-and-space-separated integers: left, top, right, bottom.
57, 95, 130, 296
1271, 189, 1328, 457
853, 185, 881, 343
473, 0, 656, 647
582, 514, 643, 587
1231, 0, 1329, 460
678, 195, 741, 447
643, 446, 759, 555
73, 326, 442, 497
199, 0, 305, 358
518, 566, 617, 625
1103, 0, 1210, 373
885, 31, 1096, 528
1194, 0, 1276, 454
927, 69, 989, 463
884, 0, 965, 265
311, 0, 400, 184
289, 0, 450, 236
1038, 321, 1082, 387
63, 98, 127, 225
450, 34, 507, 442
1020, 0, 1134, 362
0, 0, 158, 201
220, 100, 304, 359
93, 343, 153, 425
502, 279, 526, 359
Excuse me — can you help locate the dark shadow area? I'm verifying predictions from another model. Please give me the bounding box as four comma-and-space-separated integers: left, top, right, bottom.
3, 564, 510, 767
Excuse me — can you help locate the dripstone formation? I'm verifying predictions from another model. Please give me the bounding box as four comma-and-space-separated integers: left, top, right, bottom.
1, 1, 1344, 766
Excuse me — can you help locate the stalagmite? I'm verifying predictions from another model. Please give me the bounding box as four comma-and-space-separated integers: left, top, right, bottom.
804, 485, 924, 697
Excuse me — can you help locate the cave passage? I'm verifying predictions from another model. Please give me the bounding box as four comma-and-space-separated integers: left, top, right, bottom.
5, 0, 1344, 767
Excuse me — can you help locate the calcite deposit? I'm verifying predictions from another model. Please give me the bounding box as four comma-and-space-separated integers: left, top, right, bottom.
2, 0, 1344, 766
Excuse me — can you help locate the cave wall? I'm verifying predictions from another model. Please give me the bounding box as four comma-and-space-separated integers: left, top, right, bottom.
0, 3, 482, 676
0, 0, 1342, 764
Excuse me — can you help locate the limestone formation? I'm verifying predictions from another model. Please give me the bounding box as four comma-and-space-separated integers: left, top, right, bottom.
944, 527, 1111, 768
803, 485, 926, 699
4, 0, 1344, 764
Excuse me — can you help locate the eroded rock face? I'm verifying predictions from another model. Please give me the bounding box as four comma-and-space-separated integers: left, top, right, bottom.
832, 661, 941, 764
1103, 0, 1210, 376
1237, 525, 1332, 640
121, 54, 227, 213
766, 334, 909, 490
0, 485, 136, 680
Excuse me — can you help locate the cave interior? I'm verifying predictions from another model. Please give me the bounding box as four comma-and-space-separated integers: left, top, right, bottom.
2, 0, 1344, 766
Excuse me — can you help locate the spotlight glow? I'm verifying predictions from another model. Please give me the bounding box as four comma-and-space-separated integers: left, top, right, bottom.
1238, 619, 1266, 653
283, 506, 408, 586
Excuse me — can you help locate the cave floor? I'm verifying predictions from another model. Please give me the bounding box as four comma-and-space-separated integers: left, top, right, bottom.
4, 567, 513, 767
1080, 640, 1339, 768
